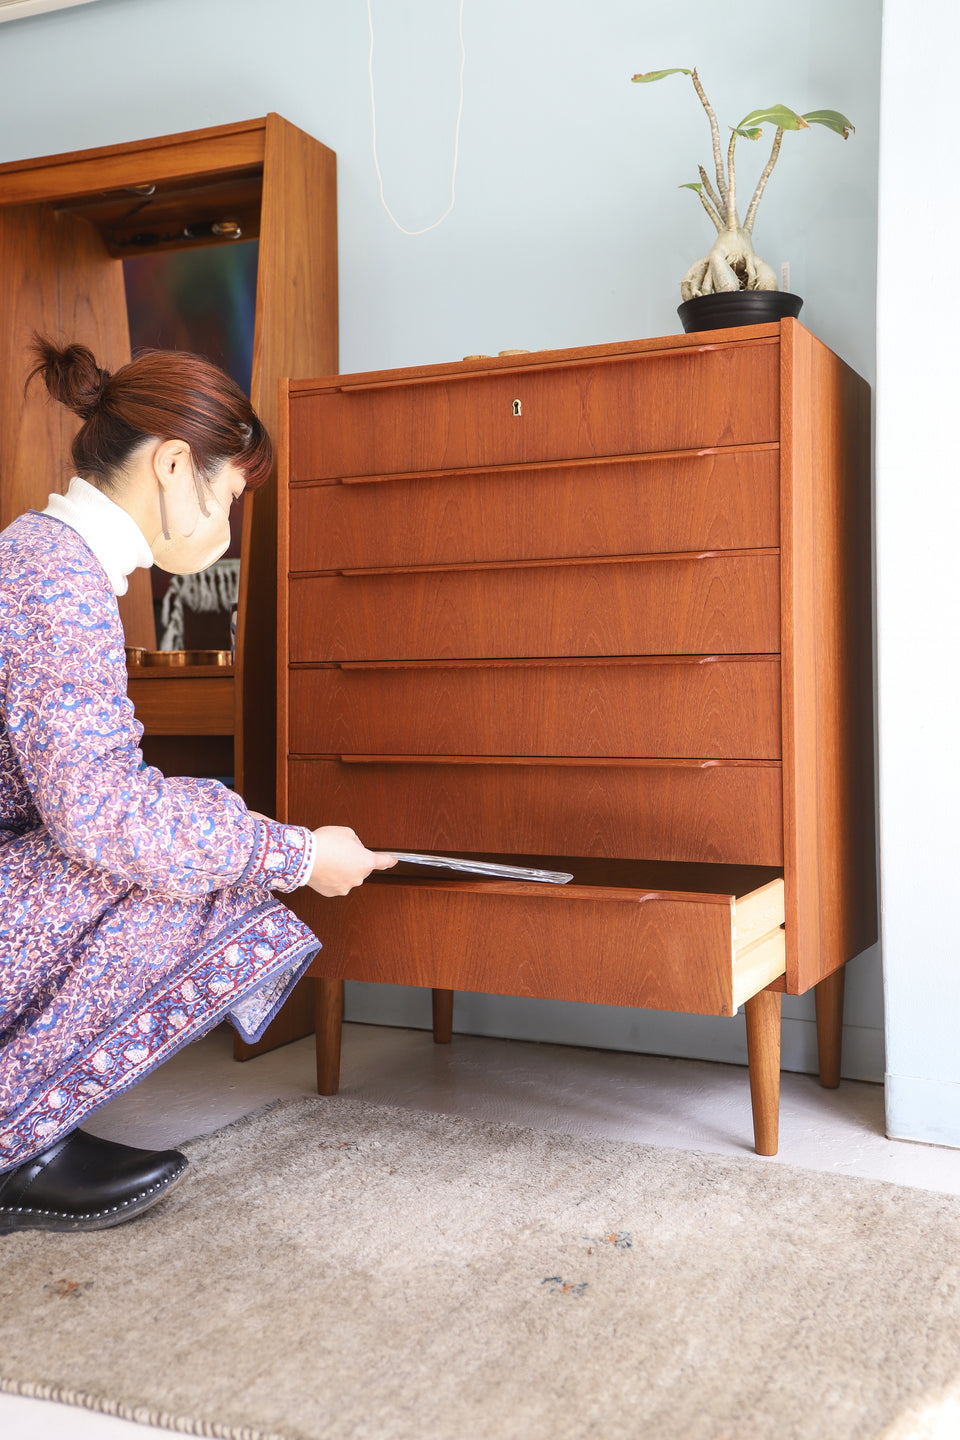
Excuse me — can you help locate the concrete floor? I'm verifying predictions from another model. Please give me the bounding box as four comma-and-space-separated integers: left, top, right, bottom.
6, 1020, 960, 1439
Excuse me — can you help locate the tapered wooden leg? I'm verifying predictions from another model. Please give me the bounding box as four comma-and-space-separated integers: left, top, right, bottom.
815, 966, 846, 1089
316, 978, 344, 1096
744, 988, 782, 1156
432, 988, 454, 1044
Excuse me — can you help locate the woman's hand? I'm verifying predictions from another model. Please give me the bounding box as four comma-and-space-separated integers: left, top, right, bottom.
307, 825, 397, 897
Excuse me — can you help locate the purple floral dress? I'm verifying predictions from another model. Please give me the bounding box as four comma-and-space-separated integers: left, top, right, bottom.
0, 512, 320, 1173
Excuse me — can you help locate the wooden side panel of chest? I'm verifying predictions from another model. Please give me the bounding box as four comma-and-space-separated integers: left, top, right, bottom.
778, 322, 877, 991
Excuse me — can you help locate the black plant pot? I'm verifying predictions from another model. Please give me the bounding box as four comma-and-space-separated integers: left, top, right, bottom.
677, 289, 803, 334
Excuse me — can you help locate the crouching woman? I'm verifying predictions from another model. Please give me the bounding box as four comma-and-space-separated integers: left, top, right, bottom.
0, 339, 395, 1233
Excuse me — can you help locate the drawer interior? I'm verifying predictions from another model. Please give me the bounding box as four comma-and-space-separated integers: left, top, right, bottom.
300, 855, 785, 1017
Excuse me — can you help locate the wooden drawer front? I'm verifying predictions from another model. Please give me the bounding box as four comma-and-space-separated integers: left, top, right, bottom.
288, 757, 784, 865
127, 674, 234, 736
290, 553, 780, 662
289, 343, 779, 481
298, 870, 786, 1017
289, 448, 780, 571
288, 658, 782, 759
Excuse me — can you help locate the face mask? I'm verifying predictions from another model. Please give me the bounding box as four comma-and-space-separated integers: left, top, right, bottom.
151, 468, 231, 575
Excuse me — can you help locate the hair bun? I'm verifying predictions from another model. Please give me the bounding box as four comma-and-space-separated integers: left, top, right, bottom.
28, 335, 111, 420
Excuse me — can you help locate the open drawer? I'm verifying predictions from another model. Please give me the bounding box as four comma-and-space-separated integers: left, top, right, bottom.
301, 858, 785, 1018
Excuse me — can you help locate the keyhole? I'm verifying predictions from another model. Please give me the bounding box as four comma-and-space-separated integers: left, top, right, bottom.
512, 398, 522, 417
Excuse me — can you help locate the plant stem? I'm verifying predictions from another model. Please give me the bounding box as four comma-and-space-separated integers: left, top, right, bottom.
697, 188, 723, 232
698, 165, 725, 223
690, 69, 729, 205
743, 127, 784, 234
726, 129, 739, 229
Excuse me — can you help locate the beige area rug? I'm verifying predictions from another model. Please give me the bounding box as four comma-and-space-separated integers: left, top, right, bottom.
3, 1098, 960, 1440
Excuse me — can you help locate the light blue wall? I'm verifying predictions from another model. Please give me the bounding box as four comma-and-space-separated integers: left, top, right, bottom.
0, 0, 884, 1079
877, 0, 960, 1145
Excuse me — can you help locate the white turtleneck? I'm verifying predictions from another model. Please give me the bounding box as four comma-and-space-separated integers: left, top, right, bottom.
42, 476, 154, 597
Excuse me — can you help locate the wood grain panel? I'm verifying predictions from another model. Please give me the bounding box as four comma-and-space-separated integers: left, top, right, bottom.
287, 756, 784, 865
276, 381, 293, 822
294, 869, 780, 1017
237, 115, 338, 1061
290, 552, 780, 662
289, 657, 782, 759
0, 118, 267, 205
0, 205, 155, 647
288, 447, 780, 571
290, 341, 779, 480
127, 673, 234, 735
779, 319, 877, 992
237, 113, 338, 814
0, 204, 62, 529
57, 212, 156, 649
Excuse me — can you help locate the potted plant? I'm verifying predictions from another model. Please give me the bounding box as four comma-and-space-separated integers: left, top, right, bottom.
631, 67, 854, 332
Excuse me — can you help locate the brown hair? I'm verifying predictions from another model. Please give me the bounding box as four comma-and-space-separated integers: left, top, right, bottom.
27, 337, 273, 492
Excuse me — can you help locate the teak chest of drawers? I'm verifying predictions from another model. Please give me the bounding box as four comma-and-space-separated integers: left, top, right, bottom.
277, 320, 876, 1155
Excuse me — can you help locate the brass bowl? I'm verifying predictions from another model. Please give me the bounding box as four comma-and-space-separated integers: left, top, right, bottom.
126, 648, 233, 668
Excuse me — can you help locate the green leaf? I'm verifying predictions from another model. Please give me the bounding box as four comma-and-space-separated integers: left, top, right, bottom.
736, 104, 809, 132
631, 68, 693, 83
733, 127, 764, 141
802, 108, 855, 139
679, 182, 703, 192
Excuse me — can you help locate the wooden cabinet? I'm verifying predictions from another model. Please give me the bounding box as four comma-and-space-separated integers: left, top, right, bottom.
0, 115, 338, 818
278, 320, 876, 1154
0, 117, 339, 1061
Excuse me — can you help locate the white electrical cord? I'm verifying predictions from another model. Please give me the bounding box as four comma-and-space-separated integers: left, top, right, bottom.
367, 0, 466, 236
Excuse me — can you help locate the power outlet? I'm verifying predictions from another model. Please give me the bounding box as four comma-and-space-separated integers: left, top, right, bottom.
780, 261, 791, 293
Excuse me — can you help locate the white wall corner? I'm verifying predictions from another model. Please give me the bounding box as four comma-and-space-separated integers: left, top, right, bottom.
876, 0, 960, 1147
886, 1074, 960, 1150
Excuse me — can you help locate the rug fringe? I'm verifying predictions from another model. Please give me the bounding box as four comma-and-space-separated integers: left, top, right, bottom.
0, 1376, 293, 1440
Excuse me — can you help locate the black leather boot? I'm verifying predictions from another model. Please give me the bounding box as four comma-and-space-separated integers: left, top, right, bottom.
0, 1129, 188, 1233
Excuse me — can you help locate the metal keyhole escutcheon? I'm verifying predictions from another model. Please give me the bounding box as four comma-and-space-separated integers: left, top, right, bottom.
512, 398, 522, 417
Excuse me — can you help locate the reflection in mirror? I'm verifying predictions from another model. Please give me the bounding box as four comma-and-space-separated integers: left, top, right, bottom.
123, 241, 259, 650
